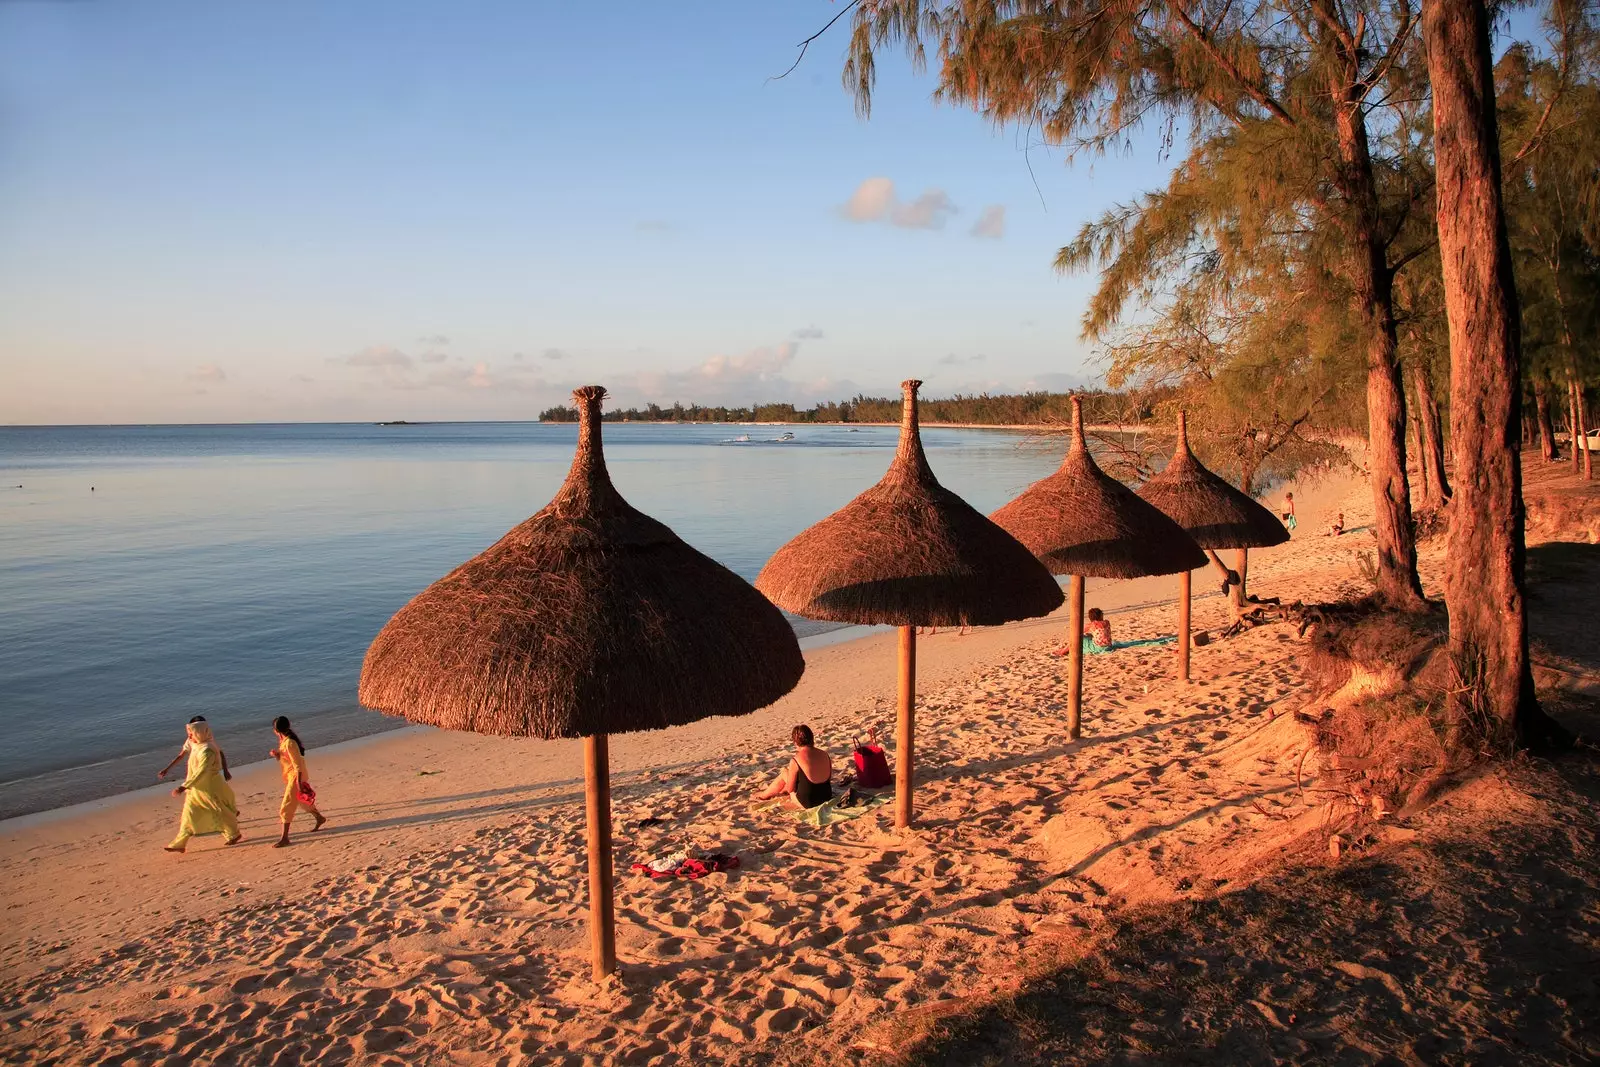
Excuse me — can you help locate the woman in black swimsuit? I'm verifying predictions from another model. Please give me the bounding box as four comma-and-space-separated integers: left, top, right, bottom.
754, 724, 834, 808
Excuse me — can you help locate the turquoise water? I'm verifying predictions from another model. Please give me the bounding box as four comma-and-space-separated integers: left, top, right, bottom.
0, 421, 1062, 818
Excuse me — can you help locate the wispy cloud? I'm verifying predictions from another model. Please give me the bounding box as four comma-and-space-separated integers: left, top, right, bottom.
792, 326, 825, 340
635, 220, 674, 233
971, 205, 1006, 239
893, 189, 956, 229
541, 347, 567, 361
417, 333, 449, 346
937, 353, 988, 366
841, 178, 958, 230
340, 346, 413, 369
186, 364, 227, 384
419, 350, 448, 364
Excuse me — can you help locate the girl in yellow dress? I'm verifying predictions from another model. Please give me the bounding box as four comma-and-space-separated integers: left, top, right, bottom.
270, 716, 326, 848
164, 719, 242, 852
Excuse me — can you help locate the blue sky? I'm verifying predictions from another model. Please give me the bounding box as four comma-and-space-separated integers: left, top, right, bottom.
0, 1, 1186, 423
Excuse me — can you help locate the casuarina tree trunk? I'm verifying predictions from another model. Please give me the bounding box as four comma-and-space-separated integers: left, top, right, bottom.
1413, 363, 1452, 507
1331, 99, 1424, 607
1422, 0, 1541, 741
1571, 375, 1583, 474
1411, 410, 1432, 501
1535, 380, 1557, 461
1580, 380, 1593, 481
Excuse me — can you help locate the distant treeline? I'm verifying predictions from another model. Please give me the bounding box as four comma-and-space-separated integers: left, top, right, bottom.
538, 390, 1140, 426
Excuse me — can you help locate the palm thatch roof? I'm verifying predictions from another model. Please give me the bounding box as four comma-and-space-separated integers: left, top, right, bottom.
991, 397, 1206, 578
755, 380, 1064, 627
1137, 412, 1291, 550
359, 385, 805, 738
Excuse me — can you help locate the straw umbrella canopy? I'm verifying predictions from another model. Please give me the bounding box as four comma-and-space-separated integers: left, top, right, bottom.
756, 379, 1063, 827
360, 385, 804, 981
991, 396, 1204, 738
1137, 411, 1289, 680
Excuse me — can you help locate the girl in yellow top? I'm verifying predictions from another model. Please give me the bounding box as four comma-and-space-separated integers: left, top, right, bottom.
164, 718, 242, 852
270, 716, 327, 848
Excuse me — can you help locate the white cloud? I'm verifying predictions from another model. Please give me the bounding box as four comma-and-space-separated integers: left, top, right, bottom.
792, 326, 825, 340
971, 205, 1006, 239
841, 177, 896, 222
187, 364, 227, 384
892, 189, 956, 230
937, 353, 988, 366
417, 333, 449, 346
841, 178, 958, 230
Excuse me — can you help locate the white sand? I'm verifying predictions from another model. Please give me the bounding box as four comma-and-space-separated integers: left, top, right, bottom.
0, 469, 1381, 1065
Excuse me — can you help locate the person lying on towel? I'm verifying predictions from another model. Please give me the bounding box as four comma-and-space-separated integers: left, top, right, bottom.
754, 724, 834, 809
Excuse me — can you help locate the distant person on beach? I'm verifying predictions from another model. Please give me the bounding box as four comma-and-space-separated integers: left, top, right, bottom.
1053, 608, 1174, 657
164, 718, 242, 852
158, 715, 231, 783
1325, 512, 1345, 537
754, 724, 834, 809
1085, 607, 1112, 651
1281, 492, 1297, 532
269, 716, 326, 847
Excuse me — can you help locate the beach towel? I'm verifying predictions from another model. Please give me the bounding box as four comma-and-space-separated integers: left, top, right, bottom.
757, 788, 892, 828
1083, 634, 1179, 656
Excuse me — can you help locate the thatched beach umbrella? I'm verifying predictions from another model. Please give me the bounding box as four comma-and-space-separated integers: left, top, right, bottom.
755, 380, 1063, 827
992, 397, 1205, 739
1137, 411, 1289, 680
359, 386, 804, 981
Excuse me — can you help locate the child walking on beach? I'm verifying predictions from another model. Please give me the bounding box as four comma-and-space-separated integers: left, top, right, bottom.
269, 716, 326, 847
164, 718, 242, 852
1280, 491, 1297, 532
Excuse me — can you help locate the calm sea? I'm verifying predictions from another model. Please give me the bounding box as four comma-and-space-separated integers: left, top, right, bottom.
0, 421, 1063, 819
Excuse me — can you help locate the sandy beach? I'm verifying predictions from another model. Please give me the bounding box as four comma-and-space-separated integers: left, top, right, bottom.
1, 464, 1592, 1066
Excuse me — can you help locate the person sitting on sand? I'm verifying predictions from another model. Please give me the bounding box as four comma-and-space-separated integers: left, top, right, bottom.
269, 716, 327, 848
158, 715, 232, 784
1324, 512, 1345, 537
165, 718, 242, 852
754, 724, 833, 809
1085, 607, 1112, 651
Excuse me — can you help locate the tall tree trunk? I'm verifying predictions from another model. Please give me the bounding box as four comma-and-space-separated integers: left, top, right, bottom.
1331, 96, 1424, 607
1422, 0, 1539, 739
1571, 374, 1582, 474
1412, 407, 1432, 501
1580, 381, 1593, 481
1413, 363, 1452, 506
1534, 379, 1556, 461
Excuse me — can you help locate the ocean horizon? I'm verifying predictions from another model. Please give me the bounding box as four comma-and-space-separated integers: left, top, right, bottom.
0, 420, 1065, 818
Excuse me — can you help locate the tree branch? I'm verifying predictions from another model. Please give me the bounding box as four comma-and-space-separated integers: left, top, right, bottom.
770, 0, 862, 83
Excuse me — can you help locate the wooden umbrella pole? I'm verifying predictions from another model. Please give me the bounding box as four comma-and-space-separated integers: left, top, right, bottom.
1178, 570, 1192, 683
584, 733, 616, 982
1235, 547, 1249, 607
1067, 574, 1085, 740
896, 624, 916, 828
